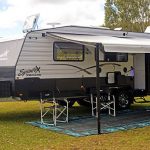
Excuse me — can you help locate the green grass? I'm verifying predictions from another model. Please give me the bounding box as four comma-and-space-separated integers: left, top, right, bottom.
1, 98, 150, 150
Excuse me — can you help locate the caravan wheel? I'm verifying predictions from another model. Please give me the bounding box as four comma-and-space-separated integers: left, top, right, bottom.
116, 91, 131, 110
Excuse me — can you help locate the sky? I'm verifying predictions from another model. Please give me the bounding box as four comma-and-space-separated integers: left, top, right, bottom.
0, 0, 105, 37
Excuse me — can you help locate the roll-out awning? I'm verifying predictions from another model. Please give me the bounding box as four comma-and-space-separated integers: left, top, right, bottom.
47, 29, 150, 134
47, 33, 150, 53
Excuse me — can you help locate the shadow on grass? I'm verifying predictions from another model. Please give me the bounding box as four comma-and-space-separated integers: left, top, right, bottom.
0, 111, 40, 122
131, 99, 150, 110
1, 99, 150, 123
0, 106, 91, 122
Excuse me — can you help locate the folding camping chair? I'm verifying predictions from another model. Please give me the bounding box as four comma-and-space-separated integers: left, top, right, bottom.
91, 89, 116, 117
40, 91, 69, 126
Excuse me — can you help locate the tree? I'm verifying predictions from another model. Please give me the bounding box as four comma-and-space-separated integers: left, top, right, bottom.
104, 0, 150, 32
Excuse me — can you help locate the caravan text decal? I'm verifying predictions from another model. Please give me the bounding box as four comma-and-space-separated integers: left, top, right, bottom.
18, 66, 41, 77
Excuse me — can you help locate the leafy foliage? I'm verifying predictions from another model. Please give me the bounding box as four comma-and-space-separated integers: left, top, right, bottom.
105, 0, 150, 32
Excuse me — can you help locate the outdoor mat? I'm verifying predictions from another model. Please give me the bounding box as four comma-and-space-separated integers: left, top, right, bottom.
27, 109, 150, 137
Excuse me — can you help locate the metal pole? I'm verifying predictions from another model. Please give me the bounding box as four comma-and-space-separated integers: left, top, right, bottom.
95, 43, 101, 134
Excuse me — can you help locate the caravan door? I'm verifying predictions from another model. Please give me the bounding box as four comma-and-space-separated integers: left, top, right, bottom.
134, 54, 145, 90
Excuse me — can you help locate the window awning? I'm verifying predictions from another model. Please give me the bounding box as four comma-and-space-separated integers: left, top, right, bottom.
47, 33, 150, 53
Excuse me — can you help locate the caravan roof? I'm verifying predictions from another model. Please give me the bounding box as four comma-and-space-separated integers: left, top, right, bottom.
0, 35, 24, 43
47, 25, 150, 38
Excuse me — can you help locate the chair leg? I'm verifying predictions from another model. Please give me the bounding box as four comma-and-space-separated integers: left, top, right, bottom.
91, 93, 98, 117
91, 94, 94, 116
66, 100, 69, 123
54, 99, 57, 126
108, 95, 116, 117
113, 95, 116, 116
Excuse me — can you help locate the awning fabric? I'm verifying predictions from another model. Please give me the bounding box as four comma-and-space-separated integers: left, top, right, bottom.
48, 33, 150, 53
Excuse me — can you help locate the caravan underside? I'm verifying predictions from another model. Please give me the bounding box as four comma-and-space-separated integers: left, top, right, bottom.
15, 76, 134, 99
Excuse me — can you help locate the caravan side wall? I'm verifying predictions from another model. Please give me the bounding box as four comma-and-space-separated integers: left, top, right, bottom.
0, 38, 23, 97
15, 30, 133, 99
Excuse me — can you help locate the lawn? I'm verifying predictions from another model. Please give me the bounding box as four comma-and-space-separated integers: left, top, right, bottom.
1, 98, 150, 150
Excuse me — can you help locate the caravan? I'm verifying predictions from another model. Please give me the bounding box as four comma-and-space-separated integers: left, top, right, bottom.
0, 26, 150, 109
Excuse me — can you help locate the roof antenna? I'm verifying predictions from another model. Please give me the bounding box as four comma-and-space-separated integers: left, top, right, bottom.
22, 14, 40, 33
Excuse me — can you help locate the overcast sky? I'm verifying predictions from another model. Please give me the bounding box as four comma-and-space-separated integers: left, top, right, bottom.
0, 0, 105, 37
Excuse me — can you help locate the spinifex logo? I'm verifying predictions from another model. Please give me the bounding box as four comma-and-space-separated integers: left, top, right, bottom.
18, 66, 41, 76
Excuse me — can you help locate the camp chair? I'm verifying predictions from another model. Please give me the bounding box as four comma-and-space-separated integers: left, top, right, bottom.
40, 91, 68, 126
91, 89, 116, 117
53, 98, 69, 125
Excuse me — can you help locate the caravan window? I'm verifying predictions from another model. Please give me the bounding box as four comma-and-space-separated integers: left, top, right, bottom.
53, 42, 84, 61
104, 52, 128, 62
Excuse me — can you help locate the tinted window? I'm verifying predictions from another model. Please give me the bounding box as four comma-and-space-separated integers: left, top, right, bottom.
53, 42, 84, 61
104, 52, 128, 62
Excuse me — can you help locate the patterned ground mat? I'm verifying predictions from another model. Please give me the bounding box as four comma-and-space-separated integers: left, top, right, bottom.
27, 109, 150, 137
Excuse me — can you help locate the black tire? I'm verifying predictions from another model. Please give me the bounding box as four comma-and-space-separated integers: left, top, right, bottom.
116, 91, 131, 110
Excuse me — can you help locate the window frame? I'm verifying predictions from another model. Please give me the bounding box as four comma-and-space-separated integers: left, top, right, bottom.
53, 42, 85, 62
